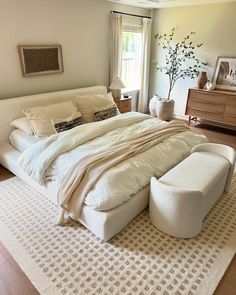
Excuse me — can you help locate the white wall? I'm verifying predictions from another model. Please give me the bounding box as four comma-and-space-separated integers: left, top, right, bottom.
149, 2, 236, 116
0, 0, 150, 99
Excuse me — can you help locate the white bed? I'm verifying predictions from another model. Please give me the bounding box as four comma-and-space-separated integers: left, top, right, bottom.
0, 85, 208, 241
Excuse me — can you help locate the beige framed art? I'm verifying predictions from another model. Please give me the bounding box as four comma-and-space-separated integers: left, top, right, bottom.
18, 45, 64, 77
212, 56, 236, 91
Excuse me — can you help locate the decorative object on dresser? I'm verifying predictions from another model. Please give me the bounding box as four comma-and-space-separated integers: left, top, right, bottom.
186, 88, 236, 129
206, 80, 216, 91
18, 45, 64, 77
197, 71, 208, 89
212, 56, 236, 91
109, 76, 126, 99
115, 95, 132, 113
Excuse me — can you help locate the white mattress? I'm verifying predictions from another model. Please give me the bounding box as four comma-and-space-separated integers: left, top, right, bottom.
9, 129, 42, 153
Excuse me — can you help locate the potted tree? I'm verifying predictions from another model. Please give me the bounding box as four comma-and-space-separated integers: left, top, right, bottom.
151, 28, 206, 120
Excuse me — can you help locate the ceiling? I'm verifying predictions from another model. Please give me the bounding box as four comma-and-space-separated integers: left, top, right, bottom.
109, 0, 236, 8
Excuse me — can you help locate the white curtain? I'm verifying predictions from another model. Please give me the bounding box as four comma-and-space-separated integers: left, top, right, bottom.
110, 13, 123, 83
138, 18, 152, 113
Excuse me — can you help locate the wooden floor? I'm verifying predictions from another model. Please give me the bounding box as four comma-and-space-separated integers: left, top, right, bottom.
0, 123, 235, 295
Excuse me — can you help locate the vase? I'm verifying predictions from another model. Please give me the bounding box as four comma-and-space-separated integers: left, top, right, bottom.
149, 95, 160, 116
197, 71, 208, 89
206, 80, 216, 91
156, 99, 175, 121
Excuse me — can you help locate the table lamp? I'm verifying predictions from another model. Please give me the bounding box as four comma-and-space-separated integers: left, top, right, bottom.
109, 77, 126, 100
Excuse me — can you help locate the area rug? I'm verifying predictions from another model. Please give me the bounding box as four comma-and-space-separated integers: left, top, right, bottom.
0, 177, 236, 295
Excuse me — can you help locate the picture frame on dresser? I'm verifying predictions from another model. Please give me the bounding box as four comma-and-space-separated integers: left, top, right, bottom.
212, 56, 236, 91
18, 44, 64, 77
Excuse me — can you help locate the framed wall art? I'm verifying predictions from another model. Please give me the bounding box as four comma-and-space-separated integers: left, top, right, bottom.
18, 44, 64, 77
212, 56, 236, 91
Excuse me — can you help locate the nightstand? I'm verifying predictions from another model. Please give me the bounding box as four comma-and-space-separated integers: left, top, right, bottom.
115, 96, 132, 113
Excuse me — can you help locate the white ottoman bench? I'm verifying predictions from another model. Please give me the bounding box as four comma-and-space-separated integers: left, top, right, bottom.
149, 143, 236, 238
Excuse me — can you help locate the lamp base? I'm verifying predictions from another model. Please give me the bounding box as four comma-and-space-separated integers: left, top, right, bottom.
111, 89, 121, 100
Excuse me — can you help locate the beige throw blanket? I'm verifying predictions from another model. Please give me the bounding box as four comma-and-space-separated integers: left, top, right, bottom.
58, 120, 190, 220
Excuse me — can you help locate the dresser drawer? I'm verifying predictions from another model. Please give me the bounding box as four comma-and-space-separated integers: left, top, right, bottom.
187, 99, 224, 113
223, 114, 236, 125
186, 107, 224, 122
188, 90, 227, 104
118, 99, 131, 113
227, 97, 236, 106
225, 105, 236, 116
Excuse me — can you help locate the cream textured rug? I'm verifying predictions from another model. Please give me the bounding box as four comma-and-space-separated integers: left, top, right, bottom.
0, 177, 236, 295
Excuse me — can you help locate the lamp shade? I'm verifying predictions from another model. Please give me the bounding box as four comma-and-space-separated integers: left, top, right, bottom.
109, 77, 126, 90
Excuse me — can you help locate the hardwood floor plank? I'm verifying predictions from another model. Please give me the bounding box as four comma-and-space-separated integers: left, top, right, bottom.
213, 255, 236, 295
0, 262, 35, 295
0, 166, 14, 182
190, 123, 236, 149
0, 251, 7, 266
0, 242, 39, 294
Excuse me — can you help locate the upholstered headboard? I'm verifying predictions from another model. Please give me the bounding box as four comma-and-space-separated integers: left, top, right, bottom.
0, 85, 107, 146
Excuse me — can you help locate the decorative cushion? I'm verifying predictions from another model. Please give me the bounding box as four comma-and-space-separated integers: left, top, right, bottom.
93, 104, 118, 121
75, 93, 118, 123
9, 129, 42, 153
52, 112, 84, 133
10, 117, 33, 135
23, 100, 77, 137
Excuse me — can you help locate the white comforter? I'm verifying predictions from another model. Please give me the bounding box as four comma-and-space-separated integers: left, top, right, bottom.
18, 112, 207, 211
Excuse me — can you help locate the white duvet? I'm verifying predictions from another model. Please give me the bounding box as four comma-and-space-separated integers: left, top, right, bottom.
18, 112, 207, 211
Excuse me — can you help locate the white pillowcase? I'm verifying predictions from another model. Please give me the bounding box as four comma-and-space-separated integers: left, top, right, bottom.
23, 100, 77, 137
10, 117, 33, 135
51, 112, 84, 133
9, 129, 42, 153
75, 93, 118, 123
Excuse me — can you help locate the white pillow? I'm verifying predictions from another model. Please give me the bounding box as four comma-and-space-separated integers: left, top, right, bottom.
23, 100, 77, 137
10, 117, 33, 135
9, 129, 42, 153
51, 112, 84, 133
75, 93, 118, 123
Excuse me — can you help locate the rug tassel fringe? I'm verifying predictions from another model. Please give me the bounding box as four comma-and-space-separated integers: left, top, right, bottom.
55, 209, 65, 226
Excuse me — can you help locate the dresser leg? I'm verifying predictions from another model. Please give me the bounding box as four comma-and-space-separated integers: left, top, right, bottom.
188, 116, 197, 126
188, 116, 191, 126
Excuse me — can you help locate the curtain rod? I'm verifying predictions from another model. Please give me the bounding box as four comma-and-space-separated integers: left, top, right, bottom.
111, 10, 152, 19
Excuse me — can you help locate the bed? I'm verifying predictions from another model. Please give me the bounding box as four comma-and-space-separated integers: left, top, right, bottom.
0, 85, 208, 241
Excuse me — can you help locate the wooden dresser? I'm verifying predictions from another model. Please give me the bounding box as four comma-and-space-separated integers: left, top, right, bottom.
185, 88, 236, 130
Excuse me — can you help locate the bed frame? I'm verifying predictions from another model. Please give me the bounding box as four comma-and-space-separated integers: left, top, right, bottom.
0, 86, 149, 241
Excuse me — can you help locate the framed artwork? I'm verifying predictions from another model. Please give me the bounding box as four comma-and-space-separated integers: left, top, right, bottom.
18, 45, 64, 77
212, 56, 236, 91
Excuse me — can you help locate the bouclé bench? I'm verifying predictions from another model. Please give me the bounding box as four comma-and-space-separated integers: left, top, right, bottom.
149, 143, 236, 238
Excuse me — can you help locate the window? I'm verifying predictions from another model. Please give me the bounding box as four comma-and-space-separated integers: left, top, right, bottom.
121, 25, 142, 91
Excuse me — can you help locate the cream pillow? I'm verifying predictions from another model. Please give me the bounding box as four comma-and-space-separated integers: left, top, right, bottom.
10, 117, 33, 135
75, 93, 118, 123
23, 100, 77, 137
51, 112, 84, 133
